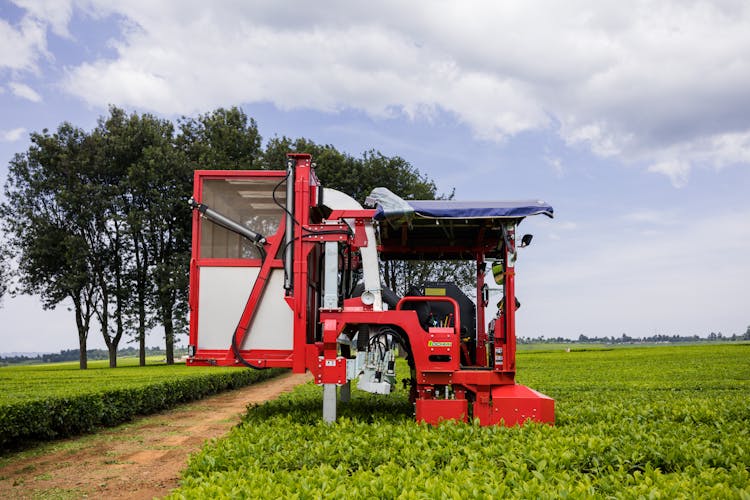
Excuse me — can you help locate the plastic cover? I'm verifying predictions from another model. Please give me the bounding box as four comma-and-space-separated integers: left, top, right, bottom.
365, 187, 416, 224
366, 187, 553, 222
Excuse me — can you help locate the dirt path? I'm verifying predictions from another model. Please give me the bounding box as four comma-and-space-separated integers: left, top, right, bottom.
0, 371, 311, 499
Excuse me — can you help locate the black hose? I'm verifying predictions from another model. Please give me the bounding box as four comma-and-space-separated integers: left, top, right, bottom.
231, 329, 264, 369
229, 273, 270, 370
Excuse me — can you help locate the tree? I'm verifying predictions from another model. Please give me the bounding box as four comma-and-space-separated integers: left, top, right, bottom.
1, 124, 99, 369
262, 138, 438, 200
177, 107, 262, 169
144, 143, 193, 365
1, 106, 482, 370
352, 150, 472, 295
0, 245, 8, 305
78, 122, 131, 369
357, 149, 437, 200
99, 106, 193, 366
174, 106, 263, 362
263, 136, 364, 187
1, 108, 193, 369
263, 137, 473, 295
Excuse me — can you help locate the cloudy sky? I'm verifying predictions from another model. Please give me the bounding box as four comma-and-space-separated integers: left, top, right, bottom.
1, 0, 749, 352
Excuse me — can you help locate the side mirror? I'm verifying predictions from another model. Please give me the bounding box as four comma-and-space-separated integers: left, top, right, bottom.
520, 234, 533, 248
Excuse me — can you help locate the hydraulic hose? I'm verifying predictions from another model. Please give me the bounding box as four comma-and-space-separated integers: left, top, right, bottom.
189, 197, 267, 260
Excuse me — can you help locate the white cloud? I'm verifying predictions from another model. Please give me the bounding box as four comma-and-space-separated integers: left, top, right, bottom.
0, 1, 73, 74
12, 0, 73, 38
0, 15, 48, 72
18, 0, 745, 183
562, 122, 632, 158
547, 221, 578, 241
647, 159, 691, 188
621, 209, 678, 226
0, 127, 27, 142
9, 81, 42, 102
709, 130, 750, 166
544, 154, 564, 177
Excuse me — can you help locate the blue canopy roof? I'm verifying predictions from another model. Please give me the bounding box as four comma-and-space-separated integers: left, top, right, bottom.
365, 188, 553, 259
403, 200, 554, 220
366, 188, 553, 222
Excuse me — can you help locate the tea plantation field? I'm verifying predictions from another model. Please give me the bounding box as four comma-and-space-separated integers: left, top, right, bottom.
173, 344, 750, 498
0, 358, 283, 449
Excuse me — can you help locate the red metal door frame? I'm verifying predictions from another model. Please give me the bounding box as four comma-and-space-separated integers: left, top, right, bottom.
188, 169, 292, 367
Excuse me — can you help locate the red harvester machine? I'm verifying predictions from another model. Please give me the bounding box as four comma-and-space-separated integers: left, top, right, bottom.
187, 153, 554, 426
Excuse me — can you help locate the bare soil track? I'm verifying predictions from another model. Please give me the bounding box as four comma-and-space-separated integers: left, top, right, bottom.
0, 371, 311, 499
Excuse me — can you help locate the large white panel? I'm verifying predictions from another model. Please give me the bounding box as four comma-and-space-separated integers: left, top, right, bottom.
241, 269, 294, 350
197, 267, 259, 350
197, 267, 293, 351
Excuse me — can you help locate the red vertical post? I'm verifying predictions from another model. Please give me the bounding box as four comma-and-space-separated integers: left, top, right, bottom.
188, 170, 203, 351
290, 153, 313, 373
475, 254, 487, 366
503, 224, 517, 375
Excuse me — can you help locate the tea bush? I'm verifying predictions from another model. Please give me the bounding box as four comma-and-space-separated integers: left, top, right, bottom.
0, 360, 284, 449
173, 344, 750, 498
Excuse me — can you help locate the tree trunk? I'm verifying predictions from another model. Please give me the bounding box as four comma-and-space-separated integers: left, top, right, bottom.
138, 294, 147, 366
384, 260, 392, 292
99, 220, 127, 369
155, 227, 177, 365
74, 297, 88, 370
110, 244, 125, 369
133, 231, 148, 367
108, 343, 117, 368
78, 335, 87, 370
163, 305, 175, 365
99, 279, 113, 366
109, 310, 123, 368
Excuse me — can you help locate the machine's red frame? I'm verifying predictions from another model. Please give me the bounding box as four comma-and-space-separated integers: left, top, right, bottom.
188, 154, 554, 426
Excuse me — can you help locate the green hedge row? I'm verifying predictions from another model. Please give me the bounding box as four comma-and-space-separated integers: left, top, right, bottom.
0, 368, 284, 450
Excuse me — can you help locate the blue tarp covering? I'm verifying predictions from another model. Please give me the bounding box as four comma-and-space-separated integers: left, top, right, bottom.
366, 187, 553, 222
405, 200, 554, 219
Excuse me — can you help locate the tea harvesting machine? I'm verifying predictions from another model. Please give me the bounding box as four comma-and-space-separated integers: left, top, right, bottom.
187, 153, 555, 425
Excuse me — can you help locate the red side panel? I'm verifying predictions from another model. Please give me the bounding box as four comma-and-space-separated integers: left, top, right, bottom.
478, 384, 555, 426
416, 399, 469, 425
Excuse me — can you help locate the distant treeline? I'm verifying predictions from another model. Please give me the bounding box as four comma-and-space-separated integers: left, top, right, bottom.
0, 346, 188, 366
519, 328, 750, 344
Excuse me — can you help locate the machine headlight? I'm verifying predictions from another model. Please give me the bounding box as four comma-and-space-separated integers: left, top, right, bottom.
361, 290, 375, 305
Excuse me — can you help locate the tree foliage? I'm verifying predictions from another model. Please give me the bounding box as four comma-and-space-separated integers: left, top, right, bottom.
1, 124, 99, 369
263, 137, 437, 200
263, 136, 473, 296
1, 107, 199, 368
1, 106, 465, 369
178, 107, 262, 169
86, 107, 194, 367
0, 240, 9, 305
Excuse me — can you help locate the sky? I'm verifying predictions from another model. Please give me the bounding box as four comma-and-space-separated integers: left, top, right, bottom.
1, 0, 749, 353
